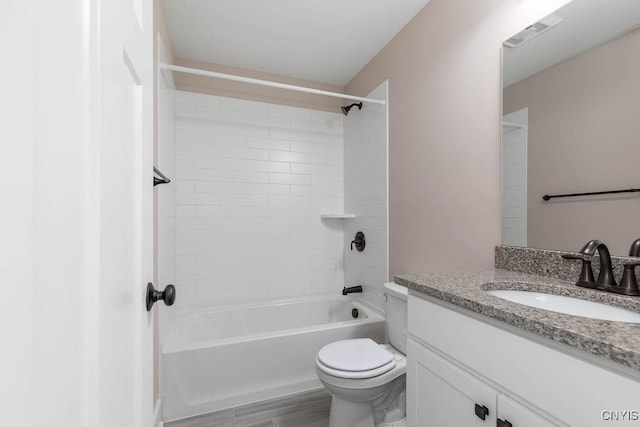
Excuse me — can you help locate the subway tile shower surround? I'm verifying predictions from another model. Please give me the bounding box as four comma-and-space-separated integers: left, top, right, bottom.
173, 90, 345, 307
344, 82, 388, 309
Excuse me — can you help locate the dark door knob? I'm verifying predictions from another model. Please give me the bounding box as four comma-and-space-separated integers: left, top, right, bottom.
146, 282, 176, 311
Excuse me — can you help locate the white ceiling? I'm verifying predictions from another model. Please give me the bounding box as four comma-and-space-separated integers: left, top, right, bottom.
162, 0, 431, 86
503, 0, 640, 87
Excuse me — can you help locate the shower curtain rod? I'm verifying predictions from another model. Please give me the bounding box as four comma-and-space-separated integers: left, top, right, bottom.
160, 63, 386, 105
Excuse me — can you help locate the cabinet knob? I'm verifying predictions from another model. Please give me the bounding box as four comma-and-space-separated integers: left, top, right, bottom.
474, 403, 489, 420
497, 419, 513, 427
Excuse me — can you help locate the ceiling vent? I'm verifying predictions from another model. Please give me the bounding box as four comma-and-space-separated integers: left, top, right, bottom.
503, 14, 563, 48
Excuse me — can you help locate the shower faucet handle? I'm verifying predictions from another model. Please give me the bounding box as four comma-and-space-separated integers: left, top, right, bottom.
351, 231, 366, 252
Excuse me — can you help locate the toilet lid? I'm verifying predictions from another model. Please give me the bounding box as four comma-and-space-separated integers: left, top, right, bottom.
317, 356, 396, 379
317, 338, 394, 372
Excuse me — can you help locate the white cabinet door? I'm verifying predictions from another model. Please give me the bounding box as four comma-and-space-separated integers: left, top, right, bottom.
407, 339, 497, 427
497, 394, 557, 427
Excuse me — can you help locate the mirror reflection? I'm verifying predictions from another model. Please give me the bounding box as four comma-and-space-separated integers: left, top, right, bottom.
501, 0, 640, 256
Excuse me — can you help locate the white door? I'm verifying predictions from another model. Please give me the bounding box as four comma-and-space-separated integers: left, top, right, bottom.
0, 0, 153, 426
96, 0, 154, 425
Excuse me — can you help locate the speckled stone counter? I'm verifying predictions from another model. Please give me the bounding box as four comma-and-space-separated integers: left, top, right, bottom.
495, 245, 639, 283
396, 269, 640, 371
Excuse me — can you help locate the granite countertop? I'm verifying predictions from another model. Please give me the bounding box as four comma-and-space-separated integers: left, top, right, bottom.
396, 269, 640, 371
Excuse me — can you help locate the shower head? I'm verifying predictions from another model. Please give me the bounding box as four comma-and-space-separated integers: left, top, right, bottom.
341, 102, 363, 116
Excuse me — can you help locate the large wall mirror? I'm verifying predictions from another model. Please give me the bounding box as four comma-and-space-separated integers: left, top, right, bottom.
501, 0, 640, 256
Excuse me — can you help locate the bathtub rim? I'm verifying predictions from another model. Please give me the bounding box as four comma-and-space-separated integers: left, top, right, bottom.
162, 295, 385, 354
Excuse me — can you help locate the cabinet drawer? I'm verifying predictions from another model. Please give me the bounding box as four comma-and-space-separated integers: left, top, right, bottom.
497, 394, 556, 427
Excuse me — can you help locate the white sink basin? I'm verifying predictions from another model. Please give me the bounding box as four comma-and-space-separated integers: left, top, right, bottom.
487, 290, 640, 323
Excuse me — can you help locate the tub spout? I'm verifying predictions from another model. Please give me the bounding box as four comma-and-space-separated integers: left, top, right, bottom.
342, 285, 363, 295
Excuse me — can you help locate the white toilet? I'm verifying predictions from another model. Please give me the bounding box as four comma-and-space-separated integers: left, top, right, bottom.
316, 282, 408, 427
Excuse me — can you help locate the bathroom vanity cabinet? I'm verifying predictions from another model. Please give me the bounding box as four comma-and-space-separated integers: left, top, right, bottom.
406, 295, 640, 427
407, 340, 555, 426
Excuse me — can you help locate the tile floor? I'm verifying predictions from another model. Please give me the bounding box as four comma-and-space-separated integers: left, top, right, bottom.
164, 389, 330, 427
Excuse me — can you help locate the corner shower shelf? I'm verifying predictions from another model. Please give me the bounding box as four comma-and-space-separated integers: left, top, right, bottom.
320, 214, 356, 219
502, 121, 524, 133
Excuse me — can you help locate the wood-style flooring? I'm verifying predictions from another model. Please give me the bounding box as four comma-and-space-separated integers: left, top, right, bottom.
164, 389, 330, 427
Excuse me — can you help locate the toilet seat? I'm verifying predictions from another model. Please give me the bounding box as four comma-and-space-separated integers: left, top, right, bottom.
316, 339, 397, 379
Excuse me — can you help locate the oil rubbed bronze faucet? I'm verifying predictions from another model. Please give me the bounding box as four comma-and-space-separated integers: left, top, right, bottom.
562, 240, 615, 289
342, 285, 363, 295
562, 240, 639, 296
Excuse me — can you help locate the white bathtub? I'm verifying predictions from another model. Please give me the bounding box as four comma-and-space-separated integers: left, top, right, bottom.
161, 296, 386, 421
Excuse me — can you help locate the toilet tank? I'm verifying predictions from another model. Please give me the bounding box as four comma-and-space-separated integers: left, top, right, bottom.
383, 282, 408, 354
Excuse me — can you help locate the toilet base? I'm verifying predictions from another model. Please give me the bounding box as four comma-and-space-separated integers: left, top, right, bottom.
329, 395, 376, 427
327, 396, 407, 427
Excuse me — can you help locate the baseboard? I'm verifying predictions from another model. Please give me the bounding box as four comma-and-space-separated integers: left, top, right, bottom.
154, 398, 163, 427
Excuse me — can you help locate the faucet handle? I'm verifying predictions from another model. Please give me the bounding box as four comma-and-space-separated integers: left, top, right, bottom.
561, 253, 596, 288
351, 231, 366, 252
611, 262, 640, 296
561, 253, 593, 262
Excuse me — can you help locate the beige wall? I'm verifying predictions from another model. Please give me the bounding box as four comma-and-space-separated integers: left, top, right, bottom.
173, 57, 346, 112
345, 0, 571, 278
504, 27, 640, 256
